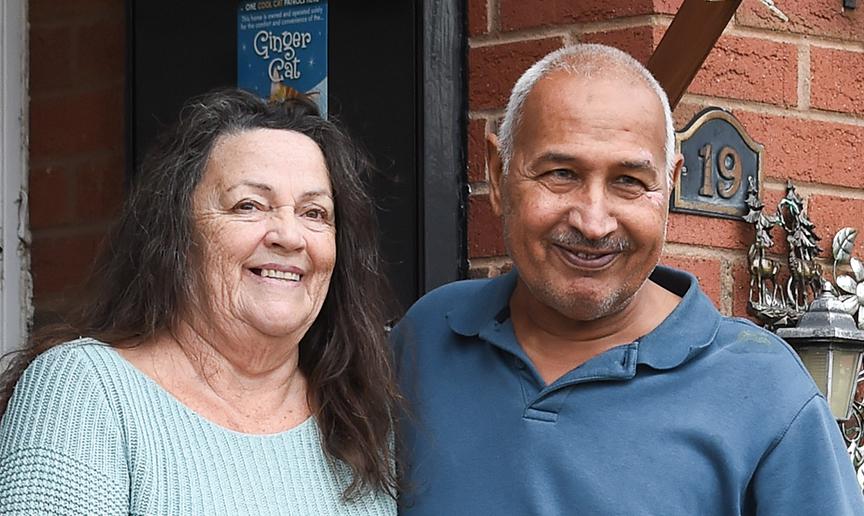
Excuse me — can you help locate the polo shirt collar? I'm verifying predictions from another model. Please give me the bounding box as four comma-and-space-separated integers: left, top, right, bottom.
445, 266, 720, 371
636, 266, 720, 370
446, 269, 518, 337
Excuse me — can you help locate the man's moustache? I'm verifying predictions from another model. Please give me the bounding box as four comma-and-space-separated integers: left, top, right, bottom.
550, 230, 632, 252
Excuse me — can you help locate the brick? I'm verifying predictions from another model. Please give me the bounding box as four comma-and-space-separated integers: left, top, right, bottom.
659, 253, 723, 308
468, 263, 513, 279
468, 0, 487, 36
30, 232, 104, 298
806, 195, 864, 259
811, 47, 864, 117
653, 0, 683, 14
29, 26, 75, 95
29, 0, 125, 25
72, 156, 126, 224
500, 0, 654, 31
467, 258, 513, 279
467, 263, 492, 279
736, 0, 864, 42
734, 111, 864, 190
75, 19, 125, 85
672, 102, 706, 130
580, 24, 659, 65
666, 212, 752, 250
29, 164, 74, 230
689, 36, 797, 108
467, 119, 487, 183
29, 88, 125, 157
469, 38, 563, 111
468, 194, 505, 258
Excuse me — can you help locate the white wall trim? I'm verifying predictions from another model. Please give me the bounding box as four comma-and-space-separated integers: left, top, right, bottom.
1, 0, 32, 355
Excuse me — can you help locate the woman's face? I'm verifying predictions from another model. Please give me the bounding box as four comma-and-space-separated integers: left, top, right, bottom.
190, 128, 336, 341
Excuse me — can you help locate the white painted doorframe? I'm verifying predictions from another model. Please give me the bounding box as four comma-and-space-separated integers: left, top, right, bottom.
1, 0, 32, 355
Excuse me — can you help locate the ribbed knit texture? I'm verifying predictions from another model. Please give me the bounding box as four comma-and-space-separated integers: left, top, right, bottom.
0, 339, 396, 515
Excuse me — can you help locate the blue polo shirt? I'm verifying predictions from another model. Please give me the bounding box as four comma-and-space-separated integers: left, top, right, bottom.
393, 267, 864, 515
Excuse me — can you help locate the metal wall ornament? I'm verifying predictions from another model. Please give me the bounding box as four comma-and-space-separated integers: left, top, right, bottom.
745, 180, 823, 329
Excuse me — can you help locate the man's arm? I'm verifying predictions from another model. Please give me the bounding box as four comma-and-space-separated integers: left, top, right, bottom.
749, 393, 864, 515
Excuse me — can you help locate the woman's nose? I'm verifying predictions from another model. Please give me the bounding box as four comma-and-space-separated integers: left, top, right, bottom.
263, 210, 306, 251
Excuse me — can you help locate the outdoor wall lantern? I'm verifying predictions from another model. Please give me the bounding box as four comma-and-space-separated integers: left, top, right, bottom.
776, 283, 864, 421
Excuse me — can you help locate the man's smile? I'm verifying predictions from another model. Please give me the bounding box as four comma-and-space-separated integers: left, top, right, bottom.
552, 243, 621, 270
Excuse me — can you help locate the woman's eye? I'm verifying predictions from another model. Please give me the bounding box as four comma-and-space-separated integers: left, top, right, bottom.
303, 208, 328, 220
233, 200, 262, 213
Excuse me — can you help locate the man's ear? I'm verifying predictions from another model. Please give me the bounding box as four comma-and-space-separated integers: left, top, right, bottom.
486, 132, 505, 216
670, 152, 684, 189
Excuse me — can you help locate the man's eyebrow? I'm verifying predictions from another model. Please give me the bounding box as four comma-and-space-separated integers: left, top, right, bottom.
619, 159, 659, 174
532, 152, 583, 165
531, 153, 660, 175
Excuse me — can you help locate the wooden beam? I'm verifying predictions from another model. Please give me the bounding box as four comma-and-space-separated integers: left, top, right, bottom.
648, 0, 743, 109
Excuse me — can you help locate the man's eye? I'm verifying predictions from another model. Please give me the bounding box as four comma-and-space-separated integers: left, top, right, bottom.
616, 176, 645, 188
549, 169, 575, 180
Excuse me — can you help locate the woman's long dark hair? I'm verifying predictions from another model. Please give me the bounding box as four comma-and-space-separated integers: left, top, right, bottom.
0, 89, 400, 499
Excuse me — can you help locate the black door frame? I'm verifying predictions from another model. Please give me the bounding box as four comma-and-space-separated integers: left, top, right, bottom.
421, 0, 467, 293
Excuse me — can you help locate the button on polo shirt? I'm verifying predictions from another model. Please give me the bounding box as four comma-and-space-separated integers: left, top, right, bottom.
393, 267, 863, 516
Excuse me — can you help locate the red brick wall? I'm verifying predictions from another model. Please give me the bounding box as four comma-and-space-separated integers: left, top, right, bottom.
28, 0, 125, 324
466, 0, 864, 319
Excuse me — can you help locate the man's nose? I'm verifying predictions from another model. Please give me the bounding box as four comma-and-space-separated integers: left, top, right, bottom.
567, 186, 618, 241
263, 209, 306, 251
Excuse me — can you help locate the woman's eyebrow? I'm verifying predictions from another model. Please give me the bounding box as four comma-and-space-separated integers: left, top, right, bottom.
226, 181, 273, 193
298, 189, 334, 202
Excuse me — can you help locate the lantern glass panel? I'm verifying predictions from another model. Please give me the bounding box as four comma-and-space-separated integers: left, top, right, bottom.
798, 348, 829, 397
829, 349, 862, 420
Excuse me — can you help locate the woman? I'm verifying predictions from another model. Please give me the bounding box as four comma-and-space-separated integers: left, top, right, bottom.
0, 89, 399, 514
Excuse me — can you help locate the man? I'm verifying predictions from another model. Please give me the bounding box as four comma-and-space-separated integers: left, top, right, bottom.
393, 44, 864, 515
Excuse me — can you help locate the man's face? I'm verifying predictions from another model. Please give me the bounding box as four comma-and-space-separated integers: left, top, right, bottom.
488, 70, 679, 322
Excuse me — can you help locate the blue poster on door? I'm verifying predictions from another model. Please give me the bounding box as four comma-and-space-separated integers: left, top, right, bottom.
237, 0, 328, 117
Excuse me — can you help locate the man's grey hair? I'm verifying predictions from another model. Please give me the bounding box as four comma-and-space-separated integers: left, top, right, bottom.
497, 44, 676, 185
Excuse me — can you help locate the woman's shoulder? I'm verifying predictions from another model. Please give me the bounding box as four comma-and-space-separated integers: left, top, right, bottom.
0, 339, 131, 511
21, 337, 120, 387
2, 338, 125, 434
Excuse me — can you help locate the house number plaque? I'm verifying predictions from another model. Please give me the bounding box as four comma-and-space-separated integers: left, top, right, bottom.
671, 107, 763, 220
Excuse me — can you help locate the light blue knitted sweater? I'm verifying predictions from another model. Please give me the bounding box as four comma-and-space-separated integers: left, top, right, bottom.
0, 339, 396, 515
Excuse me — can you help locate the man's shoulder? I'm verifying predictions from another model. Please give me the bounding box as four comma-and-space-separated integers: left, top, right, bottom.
391, 276, 500, 359
710, 315, 821, 401
402, 277, 495, 321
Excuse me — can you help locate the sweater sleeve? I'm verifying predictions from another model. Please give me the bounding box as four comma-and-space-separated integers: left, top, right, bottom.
0, 345, 129, 515
749, 393, 864, 515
